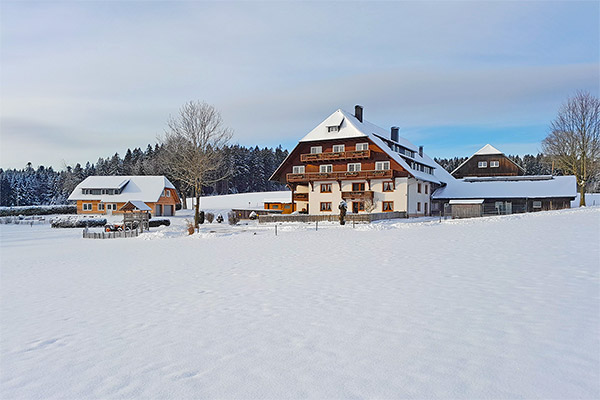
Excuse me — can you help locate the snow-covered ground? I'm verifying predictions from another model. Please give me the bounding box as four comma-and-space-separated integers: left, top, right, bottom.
1, 206, 599, 399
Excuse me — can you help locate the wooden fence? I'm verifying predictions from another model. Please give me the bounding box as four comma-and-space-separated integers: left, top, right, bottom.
258, 211, 406, 223
82, 227, 140, 239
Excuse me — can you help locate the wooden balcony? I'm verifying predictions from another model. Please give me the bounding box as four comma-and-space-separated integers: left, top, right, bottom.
287, 169, 393, 183
292, 192, 308, 202
300, 149, 370, 162
341, 190, 374, 201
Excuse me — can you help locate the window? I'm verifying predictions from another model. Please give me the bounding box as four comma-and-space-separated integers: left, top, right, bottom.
107, 203, 118, 211
310, 146, 322, 154
98, 203, 105, 211
383, 181, 394, 192
272, 204, 279, 209
320, 202, 332, 211
82, 203, 93, 211
383, 201, 394, 212
352, 182, 365, 191
292, 165, 305, 174
425, 185, 428, 195
490, 160, 499, 168
320, 164, 333, 173
327, 126, 339, 132
424, 202, 428, 215
347, 163, 361, 172
353, 202, 365, 212
320, 183, 332, 193
417, 183, 422, 193
375, 161, 390, 170
533, 201, 542, 209
478, 161, 488, 168
417, 202, 421, 212
356, 143, 369, 151
332, 144, 345, 153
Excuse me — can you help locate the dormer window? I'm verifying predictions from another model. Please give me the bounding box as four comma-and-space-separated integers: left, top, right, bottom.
327, 126, 339, 132
478, 161, 488, 168
332, 144, 345, 153
490, 160, 499, 168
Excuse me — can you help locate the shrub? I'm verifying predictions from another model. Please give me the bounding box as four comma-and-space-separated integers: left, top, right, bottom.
149, 218, 170, 228
227, 211, 239, 225
50, 216, 107, 228
206, 212, 214, 223
0, 205, 76, 217
186, 220, 195, 235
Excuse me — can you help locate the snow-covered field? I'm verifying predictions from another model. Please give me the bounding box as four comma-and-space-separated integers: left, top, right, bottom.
1, 206, 599, 399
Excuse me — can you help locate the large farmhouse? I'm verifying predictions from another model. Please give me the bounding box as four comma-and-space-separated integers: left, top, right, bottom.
68, 176, 180, 216
270, 106, 444, 216
270, 106, 577, 218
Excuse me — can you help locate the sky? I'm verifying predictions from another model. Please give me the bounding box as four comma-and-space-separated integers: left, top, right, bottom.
1, 1, 599, 170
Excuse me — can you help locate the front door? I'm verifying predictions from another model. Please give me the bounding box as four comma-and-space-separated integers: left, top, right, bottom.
352, 201, 363, 213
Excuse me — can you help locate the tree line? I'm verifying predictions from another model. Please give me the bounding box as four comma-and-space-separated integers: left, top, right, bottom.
0, 143, 289, 207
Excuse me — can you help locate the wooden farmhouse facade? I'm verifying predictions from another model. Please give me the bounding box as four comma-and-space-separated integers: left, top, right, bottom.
452, 144, 525, 178
270, 106, 441, 216
68, 176, 180, 216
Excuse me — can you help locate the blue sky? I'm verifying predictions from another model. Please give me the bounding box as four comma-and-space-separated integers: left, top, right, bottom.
1, 1, 598, 169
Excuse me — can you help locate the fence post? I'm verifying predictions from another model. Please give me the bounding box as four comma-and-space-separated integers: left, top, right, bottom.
275, 224, 277, 236
316, 221, 318, 231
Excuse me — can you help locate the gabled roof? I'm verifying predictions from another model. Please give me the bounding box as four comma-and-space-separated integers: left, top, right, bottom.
68, 176, 176, 202
451, 144, 525, 176
275, 108, 442, 184
120, 200, 152, 212
432, 175, 577, 200
474, 144, 502, 156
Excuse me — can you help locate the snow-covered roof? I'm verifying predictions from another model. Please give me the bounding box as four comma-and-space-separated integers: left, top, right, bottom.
80, 177, 130, 190
263, 198, 292, 203
68, 176, 175, 202
296, 109, 441, 184
433, 175, 577, 200
120, 200, 152, 211
474, 144, 502, 156
449, 199, 484, 204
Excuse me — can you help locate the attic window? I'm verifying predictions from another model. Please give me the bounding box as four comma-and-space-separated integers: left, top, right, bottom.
327, 126, 339, 132
478, 161, 488, 168
490, 160, 499, 168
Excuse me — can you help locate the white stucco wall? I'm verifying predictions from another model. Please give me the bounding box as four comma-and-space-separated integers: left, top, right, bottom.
407, 178, 431, 216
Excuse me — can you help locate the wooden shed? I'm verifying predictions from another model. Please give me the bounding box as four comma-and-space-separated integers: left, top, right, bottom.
449, 199, 484, 219
120, 201, 151, 231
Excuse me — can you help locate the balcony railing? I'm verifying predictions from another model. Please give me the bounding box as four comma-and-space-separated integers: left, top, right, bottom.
341, 190, 374, 201
300, 149, 370, 162
292, 192, 309, 202
287, 169, 393, 183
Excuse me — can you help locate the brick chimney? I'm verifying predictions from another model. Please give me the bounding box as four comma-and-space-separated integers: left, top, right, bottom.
419, 146, 424, 157
354, 105, 363, 123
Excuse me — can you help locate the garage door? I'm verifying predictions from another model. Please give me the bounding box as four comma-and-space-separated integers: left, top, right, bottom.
163, 205, 173, 216
155, 204, 162, 216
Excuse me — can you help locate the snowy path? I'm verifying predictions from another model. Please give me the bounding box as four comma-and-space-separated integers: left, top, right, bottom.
1, 208, 599, 399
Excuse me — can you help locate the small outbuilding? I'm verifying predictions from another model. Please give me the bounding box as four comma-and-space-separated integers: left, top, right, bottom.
449, 199, 484, 219
120, 201, 151, 231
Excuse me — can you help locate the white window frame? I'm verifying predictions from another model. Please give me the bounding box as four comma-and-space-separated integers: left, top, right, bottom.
332, 144, 345, 153
533, 201, 542, 208
82, 203, 93, 211
320, 164, 333, 173
478, 161, 488, 168
98, 203, 105, 211
356, 143, 369, 151
347, 163, 361, 172
490, 160, 499, 168
165, 189, 170, 197
292, 165, 305, 174
375, 161, 390, 170
327, 126, 339, 132
106, 203, 118, 211
310, 146, 322, 154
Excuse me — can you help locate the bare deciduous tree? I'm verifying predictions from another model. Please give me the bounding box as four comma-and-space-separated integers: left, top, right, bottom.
160, 101, 233, 226
542, 91, 600, 206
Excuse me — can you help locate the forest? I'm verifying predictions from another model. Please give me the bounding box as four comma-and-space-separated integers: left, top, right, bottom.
0, 147, 585, 207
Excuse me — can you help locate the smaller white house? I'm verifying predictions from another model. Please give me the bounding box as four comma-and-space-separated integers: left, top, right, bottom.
68, 175, 180, 216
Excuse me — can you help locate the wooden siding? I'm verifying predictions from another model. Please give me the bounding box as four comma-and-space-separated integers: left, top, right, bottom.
453, 154, 524, 178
